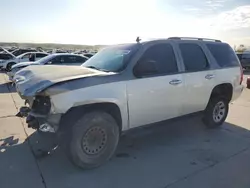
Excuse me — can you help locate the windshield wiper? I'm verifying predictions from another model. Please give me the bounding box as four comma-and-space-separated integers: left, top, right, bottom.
86, 66, 111, 72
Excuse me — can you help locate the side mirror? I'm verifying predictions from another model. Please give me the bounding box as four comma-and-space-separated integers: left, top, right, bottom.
134, 60, 158, 78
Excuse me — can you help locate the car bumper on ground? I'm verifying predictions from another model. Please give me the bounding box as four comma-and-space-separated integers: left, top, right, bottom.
19, 107, 62, 133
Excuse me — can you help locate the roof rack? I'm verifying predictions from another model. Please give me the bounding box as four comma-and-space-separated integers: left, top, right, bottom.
168, 37, 221, 42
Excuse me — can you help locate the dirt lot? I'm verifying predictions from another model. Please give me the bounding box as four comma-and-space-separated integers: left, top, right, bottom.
0, 71, 250, 188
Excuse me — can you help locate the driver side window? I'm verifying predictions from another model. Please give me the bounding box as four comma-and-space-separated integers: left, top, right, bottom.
134, 43, 178, 77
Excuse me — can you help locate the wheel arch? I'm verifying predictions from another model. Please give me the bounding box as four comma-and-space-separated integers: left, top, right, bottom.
59, 102, 123, 133
206, 83, 233, 108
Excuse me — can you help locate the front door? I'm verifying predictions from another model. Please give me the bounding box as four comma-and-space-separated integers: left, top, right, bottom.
127, 43, 184, 128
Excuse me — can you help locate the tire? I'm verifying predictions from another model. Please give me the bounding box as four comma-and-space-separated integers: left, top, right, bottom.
6, 62, 16, 71
203, 97, 229, 129
67, 111, 120, 169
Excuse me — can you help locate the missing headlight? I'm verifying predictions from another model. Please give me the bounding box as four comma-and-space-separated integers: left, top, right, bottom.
31, 96, 51, 115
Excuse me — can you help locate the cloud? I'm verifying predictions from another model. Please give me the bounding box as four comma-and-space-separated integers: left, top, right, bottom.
183, 0, 229, 15
205, 0, 224, 9
210, 5, 250, 30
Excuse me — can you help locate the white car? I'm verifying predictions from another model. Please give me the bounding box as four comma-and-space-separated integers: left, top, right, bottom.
15, 37, 243, 169
8, 53, 89, 81
1, 52, 48, 71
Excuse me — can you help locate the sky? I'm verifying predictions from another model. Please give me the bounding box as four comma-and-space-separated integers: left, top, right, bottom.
0, 0, 250, 46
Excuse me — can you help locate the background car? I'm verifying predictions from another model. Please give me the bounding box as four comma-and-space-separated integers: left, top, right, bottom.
8, 53, 89, 81
83, 53, 96, 58
237, 51, 250, 70
2, 51, 48, 71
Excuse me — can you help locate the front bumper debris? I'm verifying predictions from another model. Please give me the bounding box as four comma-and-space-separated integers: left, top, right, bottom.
7, 71, 15, 81
17, 105, 62, 133
16, 106, 30, 117
26, 114, 56, 133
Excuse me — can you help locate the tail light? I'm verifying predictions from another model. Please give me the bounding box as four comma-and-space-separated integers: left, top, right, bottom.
240, 65, 243, 85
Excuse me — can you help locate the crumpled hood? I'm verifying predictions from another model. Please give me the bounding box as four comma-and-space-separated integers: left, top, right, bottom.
12, 61, 39, 69
14, 65, 110, 97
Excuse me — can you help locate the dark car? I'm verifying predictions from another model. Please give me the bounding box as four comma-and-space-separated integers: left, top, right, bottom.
237, 52, 250, 70
12, 49, 37, 57
9, 53, 89, 81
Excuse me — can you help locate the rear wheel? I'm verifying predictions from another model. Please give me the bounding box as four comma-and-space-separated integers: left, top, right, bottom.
203, 97, 229, 128
67, 111, 120, 169
6, 62, 16, 71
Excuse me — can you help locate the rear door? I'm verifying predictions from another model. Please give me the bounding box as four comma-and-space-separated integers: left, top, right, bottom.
178, 42, 216, 115
127, 42, 185, 128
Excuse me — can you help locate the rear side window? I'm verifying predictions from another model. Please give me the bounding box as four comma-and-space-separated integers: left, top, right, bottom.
206, 43, 239, 67
65, 56, 77, 63
76, 56, 88, 63
179, 43, 209, 71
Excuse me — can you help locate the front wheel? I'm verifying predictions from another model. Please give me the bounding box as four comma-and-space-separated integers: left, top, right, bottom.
6, 62, 16, 71
67, 111, 120, 169
203, 97, 229, 128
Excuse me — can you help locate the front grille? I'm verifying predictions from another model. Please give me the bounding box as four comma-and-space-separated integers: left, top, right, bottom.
32, 96, 51, 115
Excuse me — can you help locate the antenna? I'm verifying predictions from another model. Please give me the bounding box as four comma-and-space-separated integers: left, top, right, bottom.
136, 37, 141, 43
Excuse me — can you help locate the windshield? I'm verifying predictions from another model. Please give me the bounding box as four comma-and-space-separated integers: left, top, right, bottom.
16, 53, 27, 59
82, 44, 139, 72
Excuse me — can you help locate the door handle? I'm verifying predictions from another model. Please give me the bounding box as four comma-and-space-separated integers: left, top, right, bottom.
205, 74, 215, 80
169, 79, 182, 85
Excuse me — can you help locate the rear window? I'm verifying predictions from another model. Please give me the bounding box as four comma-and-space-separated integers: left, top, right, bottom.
206, 43, 239, 67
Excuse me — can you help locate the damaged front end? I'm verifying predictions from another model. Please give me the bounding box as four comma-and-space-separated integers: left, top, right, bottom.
18, 96, 61, 133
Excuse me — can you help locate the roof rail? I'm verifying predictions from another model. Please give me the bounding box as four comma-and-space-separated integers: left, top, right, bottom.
168, 37, 221, 42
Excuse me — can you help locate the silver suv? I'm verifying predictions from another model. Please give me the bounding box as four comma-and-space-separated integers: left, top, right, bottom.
15, 37, 243, 169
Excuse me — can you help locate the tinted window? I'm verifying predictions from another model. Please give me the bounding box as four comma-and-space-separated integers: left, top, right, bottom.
65, 56, 77, 63
84, 54, 94, 58
51, 56, 64, 64
36, 53, 47, 58
76, 56, 88, 63
0, 53, 12, 60
136, 43, 178, 76
206, 43, 239, 67
242, 53, 250, 59
63, 55, 86, 64
180, 43, 208, 71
